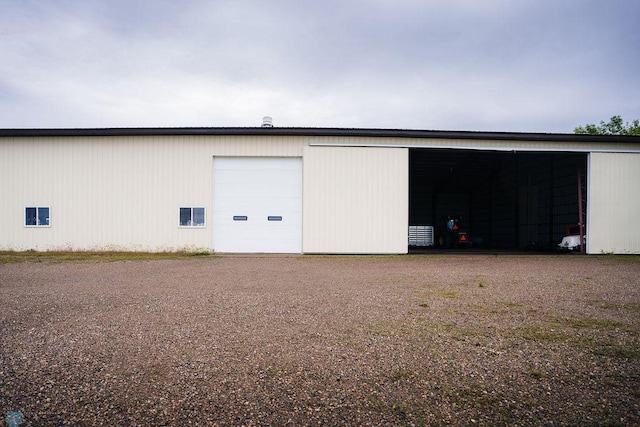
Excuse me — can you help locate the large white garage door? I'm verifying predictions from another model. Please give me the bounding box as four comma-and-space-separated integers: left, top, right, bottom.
213, 157, 302, 253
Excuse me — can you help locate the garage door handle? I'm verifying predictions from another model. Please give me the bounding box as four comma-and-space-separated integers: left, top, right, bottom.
268, 216, 283, 221
233, 216, 248, 221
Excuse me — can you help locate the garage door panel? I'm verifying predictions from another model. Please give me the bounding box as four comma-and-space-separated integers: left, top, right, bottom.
214, 198, 301, 214
215, 157, 299, 170
213, 157, 302, 253
217, 188, 301, 202
213, 211, 302, 226
214, 222, 301, 253
215, 170, 300, 184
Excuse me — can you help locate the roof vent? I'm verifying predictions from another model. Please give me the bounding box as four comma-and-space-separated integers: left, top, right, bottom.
261, 116, 273, 127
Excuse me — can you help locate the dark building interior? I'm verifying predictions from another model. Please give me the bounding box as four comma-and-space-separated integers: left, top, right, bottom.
409, 149, 587, 250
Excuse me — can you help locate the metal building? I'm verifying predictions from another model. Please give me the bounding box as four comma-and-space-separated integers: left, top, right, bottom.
1, 127, 639, 254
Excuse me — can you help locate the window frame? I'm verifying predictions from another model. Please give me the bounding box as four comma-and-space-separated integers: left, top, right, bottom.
178, 207, 206, 228
25, 206, 51, 227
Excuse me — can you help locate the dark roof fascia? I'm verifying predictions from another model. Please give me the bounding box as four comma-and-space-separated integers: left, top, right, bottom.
1, 127, 639, 144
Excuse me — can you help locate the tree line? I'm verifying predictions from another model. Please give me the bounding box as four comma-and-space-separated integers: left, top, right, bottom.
574, 115, 640, 135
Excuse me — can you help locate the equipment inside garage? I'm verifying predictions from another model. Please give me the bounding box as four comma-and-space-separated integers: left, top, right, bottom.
409, 149, 588, 251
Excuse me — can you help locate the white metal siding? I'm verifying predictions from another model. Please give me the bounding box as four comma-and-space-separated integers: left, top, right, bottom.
303, 146, 408, 253
587, 153, 640, 254
0, 136, 304, 251
212, 158, 302, 253
310, 137, 640, 153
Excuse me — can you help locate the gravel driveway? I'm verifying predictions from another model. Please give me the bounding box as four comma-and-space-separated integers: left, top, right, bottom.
1, 254, 639, 426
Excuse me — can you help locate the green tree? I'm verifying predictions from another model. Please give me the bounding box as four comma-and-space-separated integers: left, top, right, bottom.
574, 115, 640, 135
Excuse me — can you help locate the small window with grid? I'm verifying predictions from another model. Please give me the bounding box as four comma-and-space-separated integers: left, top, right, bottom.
179, 207, 205, 227
25, 207, 50, 227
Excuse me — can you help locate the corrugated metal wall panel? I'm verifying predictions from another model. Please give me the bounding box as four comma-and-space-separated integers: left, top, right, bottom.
0, 135, 304, 251
310, 136, 639, 153
303, 146, 408, 253
588, 153, 640, 254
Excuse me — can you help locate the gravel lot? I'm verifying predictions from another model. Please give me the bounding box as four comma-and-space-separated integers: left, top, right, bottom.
1, 254, 639, 426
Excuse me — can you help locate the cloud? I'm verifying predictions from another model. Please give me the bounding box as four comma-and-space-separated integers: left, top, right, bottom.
0, 0, 638, 131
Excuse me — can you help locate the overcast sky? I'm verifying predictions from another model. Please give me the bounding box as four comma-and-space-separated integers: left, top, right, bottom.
1, 0, 638, 132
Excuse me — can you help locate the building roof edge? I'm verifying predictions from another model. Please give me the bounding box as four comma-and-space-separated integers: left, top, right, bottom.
0, 126, 639, 143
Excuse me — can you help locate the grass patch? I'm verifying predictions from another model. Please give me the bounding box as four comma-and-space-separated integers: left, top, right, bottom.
592, 345, 639, 359
367, 321, 404, 337
417, 284, 462, 299
439, 290, 462, 298
526, 367, 545, 378
367, 396, 410, 420
484, 301, 525, 315
594, 254, 640, 266
589, 300, 640, 315
563, 317, 623, 329
422, 288, 461, 298
578, 339, 640, 359
475, 274, 488, 288
388, 369, 413, 382
147, 365, 167, 379
510, 325, 570, 342
263, 367, 277, 378
495, 301, 523, 308
0, 250, 215, 264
